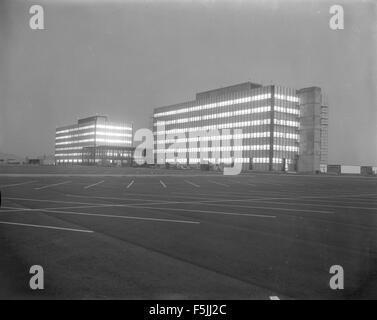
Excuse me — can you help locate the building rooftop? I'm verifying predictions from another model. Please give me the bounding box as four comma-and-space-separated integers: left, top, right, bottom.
196, 82, 262, 100
78, 115, 108, 124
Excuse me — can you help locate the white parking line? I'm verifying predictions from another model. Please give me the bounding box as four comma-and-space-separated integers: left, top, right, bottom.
0, 181, 36, 188
66, 194, 169, 204
126, 180, 135, 189
5, 196, 103, 206
33, 209, 200, 224
3, 197, 275, 217
34, 181, 71, 190
2, 197, 274, 219
84, 180, 105, 189
133, 205, 276, 219
0, 193, 349, 213
184, 180, 200, 188
0, 221, 93, 233
160, 180, 167, 188
2, 198, 199, 224
269, 296, 280, 300
209, 180, 230, 187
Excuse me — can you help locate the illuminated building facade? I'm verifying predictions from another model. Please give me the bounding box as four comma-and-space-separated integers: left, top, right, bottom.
55, 116, 133, 165
153, 82, 328, 172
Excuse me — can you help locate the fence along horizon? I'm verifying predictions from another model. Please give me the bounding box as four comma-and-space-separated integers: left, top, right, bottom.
153, 82, 328, 172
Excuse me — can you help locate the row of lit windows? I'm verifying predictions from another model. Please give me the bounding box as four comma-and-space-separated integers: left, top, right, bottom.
56, 157, 291, 164
56, 124, 132, 135
155, 131, 299, 144
55, 153, 82, 157
56, 153, 131, 157
155, 106, 272, 126
96, 124, 132, 131
56, 131, 94, 140
155, 119, 299, 135
56, 138, 132, 146
55, 146, 83, 151
157, 145, 270, 153
56, 125, 95, 135
155, 119, 271, 135
156, 132, 270, 144
253, 157, 291, 164
274, 106, 300, 115
273, 145, 299, 151
275, 94, 299, 102
156, 145, 298, 153
165, 158, 248, 164
154, 93, 300, 118
56, 144, 136, 152
102, 152, 132, 157
56, 158, 129, 164
275, 132, 298, 139
274, 119, 299, 127
56, 138, 95, 146
155, 105, 300, 126
164, 157, 292, 164
56, 131, 132, 140
56, 159, 83, 163
154, 94, 272, 118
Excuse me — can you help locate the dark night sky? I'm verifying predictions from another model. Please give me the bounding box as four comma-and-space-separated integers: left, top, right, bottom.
0, 0, 376, 165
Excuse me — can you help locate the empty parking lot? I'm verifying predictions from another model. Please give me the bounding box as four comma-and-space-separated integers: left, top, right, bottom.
0, 167, 376, 299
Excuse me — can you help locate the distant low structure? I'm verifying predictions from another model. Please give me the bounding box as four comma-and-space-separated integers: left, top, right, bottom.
325, 164, 376, 176
54, 115, 134, 166
0, 153, 25, 165
25, 155, 54, 166
27, 158, 41, 165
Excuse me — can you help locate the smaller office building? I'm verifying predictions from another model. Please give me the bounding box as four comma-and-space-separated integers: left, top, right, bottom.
55, 116, 134, 166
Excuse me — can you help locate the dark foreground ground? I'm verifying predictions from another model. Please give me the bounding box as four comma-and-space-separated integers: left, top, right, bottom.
0, 166, 376, 299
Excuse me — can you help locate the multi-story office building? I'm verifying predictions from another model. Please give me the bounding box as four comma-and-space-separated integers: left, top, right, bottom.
55, 116, 134, 165
153, 82, 329, 172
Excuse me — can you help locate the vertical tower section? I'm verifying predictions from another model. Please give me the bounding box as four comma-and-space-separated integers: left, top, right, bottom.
320, 94, 329, 171
273, 86, 300, 171
297, 87, 324, 172
268, 85, 275, 171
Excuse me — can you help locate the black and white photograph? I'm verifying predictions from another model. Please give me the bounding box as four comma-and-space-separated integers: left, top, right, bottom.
0, 0, 376, 304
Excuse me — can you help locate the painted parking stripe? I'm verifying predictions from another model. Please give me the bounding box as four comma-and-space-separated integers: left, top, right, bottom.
1, 197, 273, 219
1, 199, 199, 224
34, 181, 72, 190
184, 180, 200, 188
5, 196, 105, 206
160, 180, 167, 188
66, 194, 168, 204
184, 202, 334, 214
269, 296, 280, 300
0, 221, 93, 233
126, 180, 135, 189
84, 180, 105, 189
34, 209, 200, 224
132, 205, 276, 219
0, 181, 36, 188
208, 180, 230, 187
9, 193, 376, 212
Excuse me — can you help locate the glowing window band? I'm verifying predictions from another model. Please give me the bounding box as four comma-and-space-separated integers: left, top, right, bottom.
154, 94, 272, 118
154, 93, 300, 118
155, 119, 273, 135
